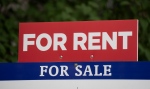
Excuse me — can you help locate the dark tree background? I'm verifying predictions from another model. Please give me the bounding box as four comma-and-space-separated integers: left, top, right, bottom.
0, 0, 150, 62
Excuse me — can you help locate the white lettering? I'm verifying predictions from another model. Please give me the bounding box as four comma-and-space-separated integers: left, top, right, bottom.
39, 66, 48, 76
102, 32, 117, 50
75, 65, 82, 76
94, 65, 102, 76
49, 65, 59, 76
103, 65, 112, 76
83, 65, 93, 76
53, 33, 67, 50
60, 65, 69, 76
23, 31, 133, 51
88, 32, 101, 50
23, 34, 35, 51
74, 33, 87, 50
118, 31, 132, 49
36, 33, 52, 51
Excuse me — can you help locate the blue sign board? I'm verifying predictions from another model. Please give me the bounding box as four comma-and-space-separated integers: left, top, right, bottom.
0, 62, 150, 89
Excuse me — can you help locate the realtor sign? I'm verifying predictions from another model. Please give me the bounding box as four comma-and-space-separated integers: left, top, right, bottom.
0, 62, 150, 89
18, 20, 138, 62
1, 20, 149, 89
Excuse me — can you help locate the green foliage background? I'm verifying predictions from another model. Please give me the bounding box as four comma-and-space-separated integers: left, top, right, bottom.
0, 0, 150, 62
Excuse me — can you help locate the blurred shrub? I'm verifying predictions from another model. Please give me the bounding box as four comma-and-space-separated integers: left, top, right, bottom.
0, 0, 150, 62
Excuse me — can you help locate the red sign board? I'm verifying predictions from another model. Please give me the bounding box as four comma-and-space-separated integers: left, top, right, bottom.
18, 20, 138, 62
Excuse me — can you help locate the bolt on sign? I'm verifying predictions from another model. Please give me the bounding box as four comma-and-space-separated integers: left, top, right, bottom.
18, 20, 138, 62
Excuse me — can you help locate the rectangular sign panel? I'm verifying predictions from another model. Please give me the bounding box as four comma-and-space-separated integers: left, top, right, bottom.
0, 80, 150, 89
0, 62, 150, 89
19, 20, 138, 62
